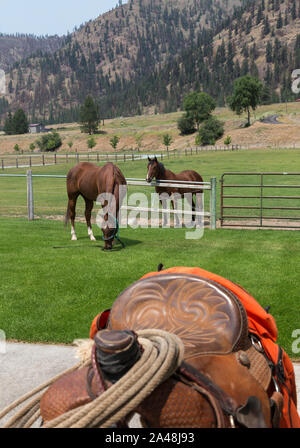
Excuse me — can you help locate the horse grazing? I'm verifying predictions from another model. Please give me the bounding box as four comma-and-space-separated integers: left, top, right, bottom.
65, 162, 126, 250
146, 157, 203, 225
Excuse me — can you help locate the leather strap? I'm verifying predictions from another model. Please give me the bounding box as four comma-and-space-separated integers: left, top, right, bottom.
176, 361, 239, 427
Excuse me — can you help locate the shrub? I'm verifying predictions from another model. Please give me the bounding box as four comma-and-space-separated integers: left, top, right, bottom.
110, 135, 120, 150
36, 131, 62, 152
87, 136, 96, 150
224, 135, 232, 146
177, 115, 196, 135
196, 117, 224, 146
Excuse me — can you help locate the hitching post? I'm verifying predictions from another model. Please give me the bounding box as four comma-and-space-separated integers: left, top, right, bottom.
27, 170, 34, 221
210, 177, 217, 230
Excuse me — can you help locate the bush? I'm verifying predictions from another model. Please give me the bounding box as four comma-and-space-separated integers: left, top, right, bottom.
177, 115, 196, 135
36, 131, 62, 152
87, 136, 97, 150
224, 135, 232, 146
196, 117, 224, 146
110, 135, 120, 150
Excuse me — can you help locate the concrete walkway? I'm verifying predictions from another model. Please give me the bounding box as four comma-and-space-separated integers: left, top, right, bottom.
0, 342, 299, 427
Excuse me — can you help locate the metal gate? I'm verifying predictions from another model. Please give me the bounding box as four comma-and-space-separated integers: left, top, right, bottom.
220, 172, 300, 229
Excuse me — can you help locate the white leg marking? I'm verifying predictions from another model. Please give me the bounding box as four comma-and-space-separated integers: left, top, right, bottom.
71, 225, 77, 241
88, 227, 96, 241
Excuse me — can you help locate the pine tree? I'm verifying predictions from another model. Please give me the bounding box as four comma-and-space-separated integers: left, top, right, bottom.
13, 109, 29, 134
3, 112, 14, 135
79, 95, 100, 134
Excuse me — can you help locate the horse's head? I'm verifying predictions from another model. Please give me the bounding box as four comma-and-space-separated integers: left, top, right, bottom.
146, 157, 160, 183
101, 214, 118, 251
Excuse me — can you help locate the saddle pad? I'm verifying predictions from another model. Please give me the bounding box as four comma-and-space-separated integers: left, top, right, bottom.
108, 273, 250, 359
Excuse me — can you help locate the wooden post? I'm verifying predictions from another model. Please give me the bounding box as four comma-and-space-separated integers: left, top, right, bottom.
27, 170, 34, 221
42, 154, 45, 166
16, 158, 18, 168
1, 159, 4, 170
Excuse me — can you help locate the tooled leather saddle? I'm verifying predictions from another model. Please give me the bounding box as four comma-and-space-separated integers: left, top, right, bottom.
40, 274, 280, 428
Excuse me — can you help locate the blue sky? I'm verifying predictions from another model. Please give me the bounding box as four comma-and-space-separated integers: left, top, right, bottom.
0, 1, 128, 36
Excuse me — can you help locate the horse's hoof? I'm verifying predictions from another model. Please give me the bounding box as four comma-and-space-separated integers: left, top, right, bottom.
71, 236, 77, 241
90, 236, 96, 242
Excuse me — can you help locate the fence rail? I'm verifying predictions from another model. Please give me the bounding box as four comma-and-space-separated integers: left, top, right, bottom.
0, 171, 217, 230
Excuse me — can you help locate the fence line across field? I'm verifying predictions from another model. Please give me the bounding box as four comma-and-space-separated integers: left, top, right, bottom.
0, 171, 217, 230
2, 143, 300, 169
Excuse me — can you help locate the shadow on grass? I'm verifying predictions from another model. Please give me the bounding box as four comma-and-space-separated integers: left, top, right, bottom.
53, 236, 142, 251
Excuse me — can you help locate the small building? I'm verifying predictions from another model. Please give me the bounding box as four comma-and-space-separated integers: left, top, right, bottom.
29, 123, 45, 134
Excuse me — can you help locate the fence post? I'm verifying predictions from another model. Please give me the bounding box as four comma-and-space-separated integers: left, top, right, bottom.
210, 177, 217, 230
16, 158, 18, 168
42, 154, 45, 166
1, 159, 4, 170
27, 170, 34, 221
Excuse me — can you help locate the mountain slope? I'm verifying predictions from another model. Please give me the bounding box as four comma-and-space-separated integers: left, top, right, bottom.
100, 0, 300, 117
0, 0, 242, 124
0, 34, 64, 72
2, 0, 300, 126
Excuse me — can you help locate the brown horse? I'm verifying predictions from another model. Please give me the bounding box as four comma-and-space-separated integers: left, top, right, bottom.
65, 162, 126, 250
146, 157, 203, 225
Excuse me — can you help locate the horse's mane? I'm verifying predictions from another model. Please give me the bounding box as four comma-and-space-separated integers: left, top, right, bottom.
158, 162, 166, 178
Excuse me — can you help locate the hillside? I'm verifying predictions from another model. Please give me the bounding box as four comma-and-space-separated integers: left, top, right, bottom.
99, 0, 300, 115
0, 0, 242, 124
1, 0, 300, 126
0, 34, 64, 72
1, 102, 300, 155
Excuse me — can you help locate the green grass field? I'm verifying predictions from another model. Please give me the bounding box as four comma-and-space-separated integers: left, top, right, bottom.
0, 218, 300, 358
1, 149, 300, 357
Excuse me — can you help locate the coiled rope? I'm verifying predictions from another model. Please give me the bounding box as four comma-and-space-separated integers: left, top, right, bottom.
0, 329, 184, 428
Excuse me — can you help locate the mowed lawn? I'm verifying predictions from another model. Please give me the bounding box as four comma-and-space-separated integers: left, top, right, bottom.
0, 217, 299, 358
1, 149, 300, 357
